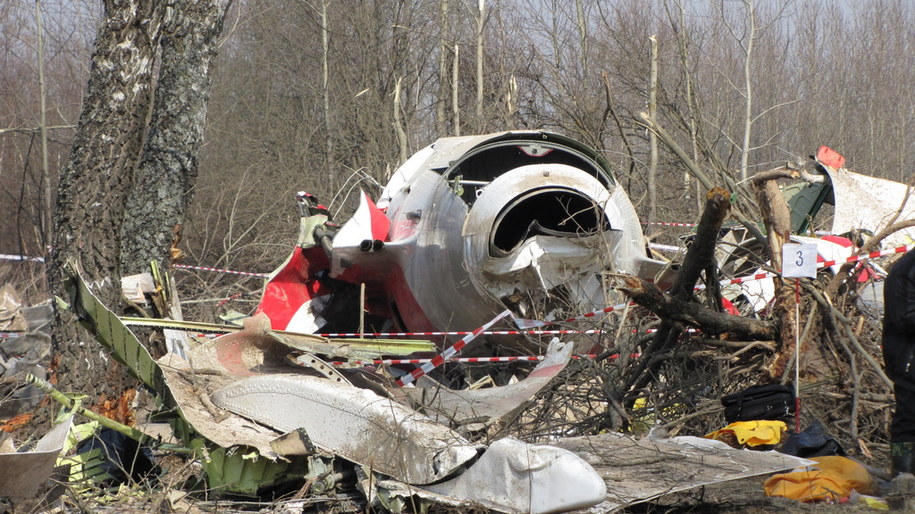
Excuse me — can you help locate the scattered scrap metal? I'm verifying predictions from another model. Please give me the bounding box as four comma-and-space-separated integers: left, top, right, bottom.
3, 137, 910, 512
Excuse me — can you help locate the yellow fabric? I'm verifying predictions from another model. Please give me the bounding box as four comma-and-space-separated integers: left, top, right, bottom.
763, 456, 877, 502
704, 420, 786, 446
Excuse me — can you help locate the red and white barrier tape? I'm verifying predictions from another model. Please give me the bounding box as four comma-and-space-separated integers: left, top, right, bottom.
708, 243, 911, 290
396, 309, 512, 387
172, 263, 269, 278
330, 353, 642, 367
318, 329, 612, 337
642, 222, 697, 227
817, 244, 914, 268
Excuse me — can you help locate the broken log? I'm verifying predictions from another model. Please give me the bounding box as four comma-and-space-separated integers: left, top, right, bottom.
670, 187, 732, 298
623, 187, 735, 395
618, 276, 776, 340
750, 168, 797, 380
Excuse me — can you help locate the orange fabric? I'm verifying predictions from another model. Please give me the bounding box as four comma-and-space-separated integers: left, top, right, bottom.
763, 456, 877, 502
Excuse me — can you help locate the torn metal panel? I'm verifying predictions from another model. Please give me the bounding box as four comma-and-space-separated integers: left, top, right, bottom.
190, 439, 292, 496
120, 272, 156, 304
425, 437, 607, 513
255, 131, 667, 354
71, 267, 160, 388
157, 351, 285, 458
209, 373, 481, 485
0, 284, 27, 332
823, 166, 915, 246
0, 332, 51, 418
551, 433, 812, 512
0, 415, 73, 500
400, 338, 573, 428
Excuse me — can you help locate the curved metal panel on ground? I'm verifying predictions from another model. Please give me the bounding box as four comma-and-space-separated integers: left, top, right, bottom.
209, 373, 481, 485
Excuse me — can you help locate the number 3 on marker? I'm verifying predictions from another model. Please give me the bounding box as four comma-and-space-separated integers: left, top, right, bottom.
782, 243, 817, 278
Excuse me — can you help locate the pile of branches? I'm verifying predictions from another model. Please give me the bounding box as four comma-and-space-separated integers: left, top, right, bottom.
502, 179, 894, 466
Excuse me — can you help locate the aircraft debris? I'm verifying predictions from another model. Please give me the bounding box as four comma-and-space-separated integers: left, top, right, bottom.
210, 374, 480, 484
0, 414, 72, 500
720, 146, 906, 314
256, 131, 672, 355
17, 138, 905, 512
398, 337, 573, 429
553, 434, 811, 512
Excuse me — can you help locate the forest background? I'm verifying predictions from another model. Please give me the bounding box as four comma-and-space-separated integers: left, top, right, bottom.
1, 0, 912, 313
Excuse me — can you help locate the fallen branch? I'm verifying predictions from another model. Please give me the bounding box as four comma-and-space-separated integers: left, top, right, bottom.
618, 276, 776, 340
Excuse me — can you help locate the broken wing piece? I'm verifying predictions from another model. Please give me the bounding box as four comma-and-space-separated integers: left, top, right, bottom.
400, 338, 573, 428
68, 263, 160, 389
425, 437, 607, 514
209, 374, 481, 484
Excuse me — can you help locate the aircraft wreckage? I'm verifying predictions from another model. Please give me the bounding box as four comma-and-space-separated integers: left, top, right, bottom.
23, 131, 818, 512
257, 131, 673, 353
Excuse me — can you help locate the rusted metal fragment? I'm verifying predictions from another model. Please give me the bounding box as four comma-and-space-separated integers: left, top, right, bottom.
209, 373, 481, 484
400, 338, 573, 428
552, 433, 812, 511
0, 415, 73, 500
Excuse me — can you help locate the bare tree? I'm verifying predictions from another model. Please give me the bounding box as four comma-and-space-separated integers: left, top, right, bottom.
50, 0, 230, 409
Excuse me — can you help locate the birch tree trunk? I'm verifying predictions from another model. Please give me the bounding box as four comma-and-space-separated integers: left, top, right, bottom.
121, 0, 232, 275
50, 0, 230, 413
648, 35, 659, 225
739, 0, 756, 183
436, 0, 449, 135
50, 0, 165, 405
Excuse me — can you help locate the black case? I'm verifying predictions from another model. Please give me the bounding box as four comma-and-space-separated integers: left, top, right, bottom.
721, 384, 795, 423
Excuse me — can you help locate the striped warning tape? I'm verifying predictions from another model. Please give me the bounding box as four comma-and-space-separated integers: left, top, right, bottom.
396, 309, 512, 387
330, 353, 643, 366
171, 263, 269, 278
706, 243, 909, 289
318, 329, 612, 337
168, 241, 910, 294
817, 243, 914, 268
186, 326, 686, 339
642, 222, 697, 227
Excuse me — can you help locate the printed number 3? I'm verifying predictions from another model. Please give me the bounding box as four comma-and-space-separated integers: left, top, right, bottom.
796, 250, 804, 267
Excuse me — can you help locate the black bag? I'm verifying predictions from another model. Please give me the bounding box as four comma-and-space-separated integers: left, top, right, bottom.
721, 384, 795, 423
781, 421, 844, 457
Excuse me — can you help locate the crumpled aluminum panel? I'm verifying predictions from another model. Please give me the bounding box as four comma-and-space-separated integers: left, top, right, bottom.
401, 338, 573, 428
826, 167, 915, 246
0, 415, 73, 500
426, 437, 607, 514
210, 373, 481, 484
554, 433, 813, 512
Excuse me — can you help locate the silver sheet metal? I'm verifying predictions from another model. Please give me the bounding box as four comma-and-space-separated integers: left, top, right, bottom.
0, 415, 73, 500
209, 373, 481, 485
401, 338, 573, 428
426, 437, 607, 513
826, 167, 915, 246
